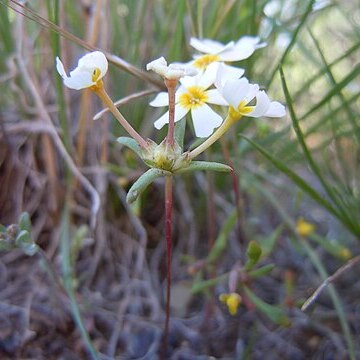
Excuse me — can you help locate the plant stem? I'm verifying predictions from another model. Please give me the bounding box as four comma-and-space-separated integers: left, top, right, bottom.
189, 115, 234, 159
165, 79, 177, 147
94, 85, 147, 148
163, 175, 173, 355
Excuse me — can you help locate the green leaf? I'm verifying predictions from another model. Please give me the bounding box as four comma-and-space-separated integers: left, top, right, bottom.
174, 118, 186, 150
248, 264, 275, 278
126, 168, 171, 204
257, 225, 283, 259
244, 286, 290, 326
244, 240, 262, 271
207, 210, 237, 264
117, 137, 143, 158
240, 135, 342, 221
280, 66, 358, 235
176, 161, 232, 174
191, 273, 228, 294
15, 230, 38, 256
18, 212, 32, 233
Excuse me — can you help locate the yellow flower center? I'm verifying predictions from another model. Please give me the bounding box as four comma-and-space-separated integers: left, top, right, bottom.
193, 54, 221, 70
92, 67, 101, 82
228, 101, 254, 121
179, 86, 208, 110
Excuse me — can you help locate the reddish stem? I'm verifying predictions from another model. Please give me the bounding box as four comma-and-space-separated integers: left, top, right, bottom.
220, 138, 246, 244
162, 175, 173, 356
165, 79, 177, 147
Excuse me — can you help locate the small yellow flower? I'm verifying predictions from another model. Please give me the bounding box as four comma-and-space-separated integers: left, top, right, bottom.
296, 218, 315, 237
219, 292, 242, 316
339, 247, 352, 260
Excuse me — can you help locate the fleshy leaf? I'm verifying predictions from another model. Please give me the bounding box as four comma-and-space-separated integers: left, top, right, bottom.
248, 264, 275, 278
19, 212, 32, 233
174, 118, 186, 150
175, 161, 232, 174
244, 286, 290, 326
126, 168, 171, 204
117, 137, 143, 158
15, 230, 38, 256
244, 240, 262, 270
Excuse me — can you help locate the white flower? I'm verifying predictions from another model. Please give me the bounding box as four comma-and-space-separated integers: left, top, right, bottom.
146, 56, 197, 80
150, 63, 228, 137
56, 51, 108, 90
190, 36, 266, 71
215, 65, 286, 119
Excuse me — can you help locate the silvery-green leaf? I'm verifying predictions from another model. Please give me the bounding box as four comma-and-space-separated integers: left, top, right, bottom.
19, 212, 32, 232
117, 137, 143, 158
15, 230, 38, 256
174, 118, 186, 150
127, 168, 171, 204
175, 161, 232, 174
15, 230, 32, 247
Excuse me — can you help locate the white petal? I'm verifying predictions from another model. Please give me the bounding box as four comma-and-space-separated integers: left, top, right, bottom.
243, 83, 260, 104
265, 101, 286, 117
215, 63, 244, 91
56, 57, 67, 79
63, 69, 94, 90
191, 104, 223, 137
168, 63, 197, 77
77, 51, 108, 79
180, 75, 197, 88
146, 56, 168, 76
206, 89, 228, 106
149, 92, 169, 107
220, 36, 265, 61
154, 105, 189, 129
147, 56, 167, 70
190, 37, 228, 54
222, 78, 250, 109
248, 90, 270, 117
198, 62, 219, 89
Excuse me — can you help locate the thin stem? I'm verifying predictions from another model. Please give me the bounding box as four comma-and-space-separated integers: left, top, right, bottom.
162, 175, 173, 356
302, 254, 360, 311
94, 85, 147, 148
190, 115, 234, 159
165, 79, 177, 147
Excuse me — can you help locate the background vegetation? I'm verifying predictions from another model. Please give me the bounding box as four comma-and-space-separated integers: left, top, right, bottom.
0, 0, 359, 359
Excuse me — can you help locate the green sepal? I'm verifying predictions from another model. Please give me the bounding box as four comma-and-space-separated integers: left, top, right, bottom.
19, 212, 32, 233
244, 286, 290, 326
117, 137, 143, 158
126, 168, 171, 204
175, 161, 232, 174
248, 264, 275, 278
244, 240, 262, 271
0, 224, 6, 233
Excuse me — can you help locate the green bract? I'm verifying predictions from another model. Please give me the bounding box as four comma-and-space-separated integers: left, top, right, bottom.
117, 136, 232, 204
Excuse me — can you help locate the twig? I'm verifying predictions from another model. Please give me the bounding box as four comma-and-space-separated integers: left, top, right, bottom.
302, 254, 360, 311
93, 89, 156, 120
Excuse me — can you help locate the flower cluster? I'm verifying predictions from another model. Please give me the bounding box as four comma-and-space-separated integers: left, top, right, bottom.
147, 36, 285, 139
55, 35, 286, 162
